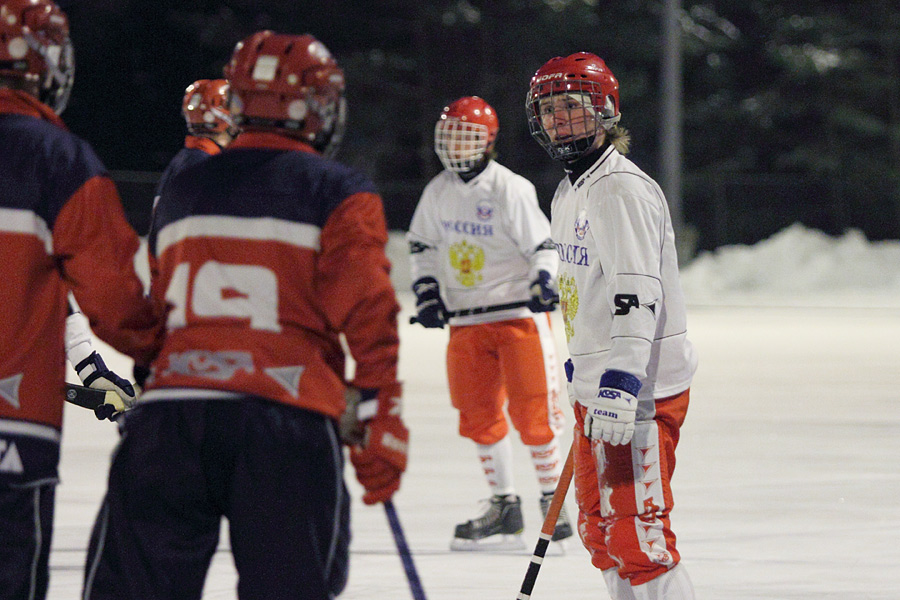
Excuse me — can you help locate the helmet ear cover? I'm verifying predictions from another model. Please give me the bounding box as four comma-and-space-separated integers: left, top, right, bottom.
526, 52, 620, 162
434, 96, 499, 172
0, 0, 75, 114
225, 31, 346, 156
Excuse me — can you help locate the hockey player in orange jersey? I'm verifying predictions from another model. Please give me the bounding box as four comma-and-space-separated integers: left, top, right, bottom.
81, 31, 408, 600
408, 96, 572, 550
527, 52, 699, 599
0, 1, 164, 598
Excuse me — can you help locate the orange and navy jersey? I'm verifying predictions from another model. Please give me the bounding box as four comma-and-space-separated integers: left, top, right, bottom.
149, 136, 222, 236
153, 137, 221, 208
143, 131, 400, 420
0, 90, 163, 458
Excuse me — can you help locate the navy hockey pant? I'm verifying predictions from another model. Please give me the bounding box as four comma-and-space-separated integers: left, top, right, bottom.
82, 399, 350, 600
0, 481, 55, 600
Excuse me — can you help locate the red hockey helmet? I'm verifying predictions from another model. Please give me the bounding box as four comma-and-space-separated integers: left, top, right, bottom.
434, 96, 499, 172
182, 79, 235, 135
224, 31, 346, 156
0, 0, 74, 114
526, 52, 620, 161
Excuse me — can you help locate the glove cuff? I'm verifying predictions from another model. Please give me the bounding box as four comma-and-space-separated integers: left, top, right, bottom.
64, 312, 94, 365
360, 381, 402, 419
341, 382, 403, 445
599, 369, 642, 397
534, 270, 552, 285
354, 388, 379, 421
75, 352, 105, 387
412, 277, 441, 302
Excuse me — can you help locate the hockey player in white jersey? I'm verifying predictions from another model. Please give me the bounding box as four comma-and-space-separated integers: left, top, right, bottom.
408, 96, 571, 550
527, 53, 699, 598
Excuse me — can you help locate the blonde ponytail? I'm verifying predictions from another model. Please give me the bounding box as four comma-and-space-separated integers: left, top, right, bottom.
607, 125, 631, 155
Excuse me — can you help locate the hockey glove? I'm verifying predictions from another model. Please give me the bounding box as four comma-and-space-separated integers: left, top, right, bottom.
580, 370, 641, 446
74, 352, 137, 420
412, 277, 447, 328
348, 383, 409, 505
527, 270, 559, 313
339, 387, 379, 446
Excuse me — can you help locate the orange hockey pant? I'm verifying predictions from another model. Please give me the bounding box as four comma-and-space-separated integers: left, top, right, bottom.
446, 316, 564, 446
573, 389, 690, 586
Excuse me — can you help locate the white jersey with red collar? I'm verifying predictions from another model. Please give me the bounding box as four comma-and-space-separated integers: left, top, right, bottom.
550, 145, 698, 404
407, 160, 557, 326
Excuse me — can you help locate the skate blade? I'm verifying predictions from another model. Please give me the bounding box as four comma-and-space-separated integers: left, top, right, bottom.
450, 534, 527, 552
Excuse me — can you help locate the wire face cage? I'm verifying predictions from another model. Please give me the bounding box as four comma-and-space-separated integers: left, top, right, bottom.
526, 81, 617, 162
434, 119, 491, 172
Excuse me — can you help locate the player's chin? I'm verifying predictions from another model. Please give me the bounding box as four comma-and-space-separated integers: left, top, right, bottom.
550, 133, 580, 144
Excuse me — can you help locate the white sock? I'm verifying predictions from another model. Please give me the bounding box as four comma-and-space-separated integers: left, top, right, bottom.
631, 564, 695, 600
603, 568, 636, 600
476, 437, 515, 497
528, 438, 563, 495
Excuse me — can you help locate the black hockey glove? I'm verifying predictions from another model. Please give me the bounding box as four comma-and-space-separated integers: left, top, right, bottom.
412, 276, 447, 328
74, 352, 137, 420
527, 270, 559, 313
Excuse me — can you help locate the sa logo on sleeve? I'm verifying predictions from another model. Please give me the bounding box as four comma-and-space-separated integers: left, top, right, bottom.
613, 294, 640, 315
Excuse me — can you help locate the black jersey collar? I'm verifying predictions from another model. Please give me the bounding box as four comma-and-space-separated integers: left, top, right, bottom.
565, 142, 613, 185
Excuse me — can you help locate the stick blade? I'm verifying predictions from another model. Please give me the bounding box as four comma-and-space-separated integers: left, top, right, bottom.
64, 383, 110, 410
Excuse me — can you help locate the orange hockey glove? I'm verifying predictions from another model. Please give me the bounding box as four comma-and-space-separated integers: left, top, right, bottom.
345, 383, 409, 505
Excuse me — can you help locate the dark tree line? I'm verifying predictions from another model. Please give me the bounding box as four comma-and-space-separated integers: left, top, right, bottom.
59, 0, 900, 251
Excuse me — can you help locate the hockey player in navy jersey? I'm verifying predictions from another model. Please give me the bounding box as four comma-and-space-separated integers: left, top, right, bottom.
151, 78, 237, 216
408, 96, 571, 550
0, 1, 164, 598
527, 52, 698, 599
82, 31, 409, 600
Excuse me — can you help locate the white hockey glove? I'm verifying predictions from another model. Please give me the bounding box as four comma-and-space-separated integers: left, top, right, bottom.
74, 352, 137, 420
580, 370, 641, 446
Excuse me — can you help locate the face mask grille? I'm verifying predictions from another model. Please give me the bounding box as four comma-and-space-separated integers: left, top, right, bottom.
434, 119, 490, 172
526, 80, 618, 161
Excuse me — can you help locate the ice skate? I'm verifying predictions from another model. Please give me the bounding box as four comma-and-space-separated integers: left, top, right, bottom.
540, 491, 574, 546
450, 494, 526, 551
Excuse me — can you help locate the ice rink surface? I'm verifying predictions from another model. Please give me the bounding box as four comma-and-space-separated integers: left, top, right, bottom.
48, 290, 900, 599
